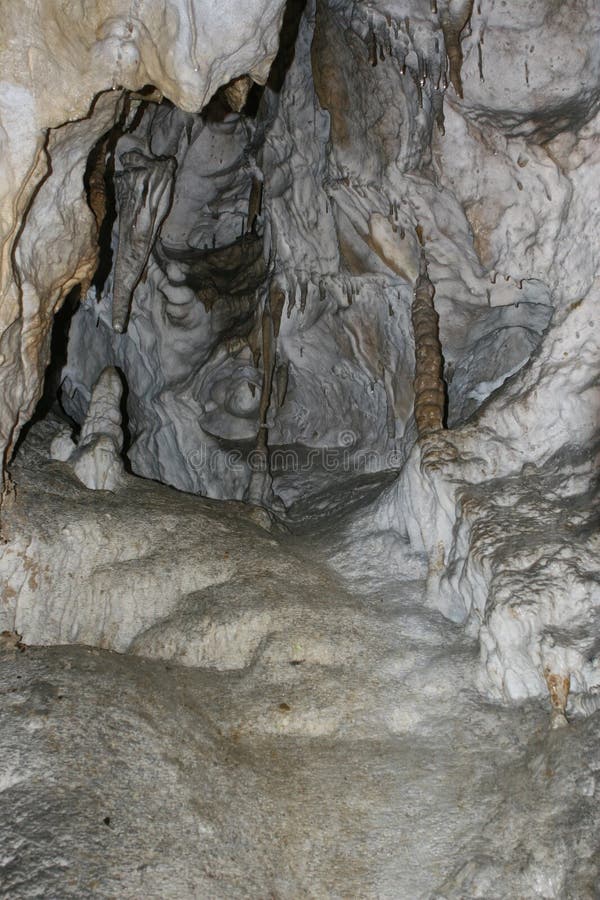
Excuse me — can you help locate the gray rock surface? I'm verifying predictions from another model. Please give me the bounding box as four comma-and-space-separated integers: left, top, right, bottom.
1, 1, 600, 895
0, 0, 287, 474
1, 441, 599, 898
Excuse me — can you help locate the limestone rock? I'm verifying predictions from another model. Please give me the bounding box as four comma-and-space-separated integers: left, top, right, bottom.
0, 0, 287, 483
51, 367, 127, 493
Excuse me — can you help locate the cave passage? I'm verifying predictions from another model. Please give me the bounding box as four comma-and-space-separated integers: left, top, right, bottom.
1, 0, 599, 896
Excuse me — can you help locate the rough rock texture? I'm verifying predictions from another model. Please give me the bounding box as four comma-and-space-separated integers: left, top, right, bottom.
364, 130, 600, 703
1, 419, 275, 648
60, 7, 418, 504
1, 431, 600, 898
288, 0, 600, 709
2, 0, 598, 709
459, 1, 600, 140
59, 1, 550, 507
1, 0, 600, 894
0, 0, 287, 480
47, 0, 597, 710
341, 274, 600, 706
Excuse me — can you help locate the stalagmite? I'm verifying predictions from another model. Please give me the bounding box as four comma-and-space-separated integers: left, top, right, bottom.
411, 252, 445, 437
50, 366, 127, 492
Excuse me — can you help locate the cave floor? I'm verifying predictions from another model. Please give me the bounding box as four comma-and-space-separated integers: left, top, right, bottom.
1, 428, 599, 898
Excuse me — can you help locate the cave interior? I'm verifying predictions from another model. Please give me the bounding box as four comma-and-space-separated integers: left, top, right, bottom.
0, 0, 599, 896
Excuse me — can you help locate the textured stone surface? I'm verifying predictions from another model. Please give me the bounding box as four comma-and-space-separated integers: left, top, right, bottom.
1, 0, 600, 894
2, 0, 599, 711
1, 419, 273, 649
343, 282, 600, 705
60, 7, 420, 503
459, 0, 600, 139
0, 0, 286, 476
1, 441, 600, 898
308, 0, 600, 709
59, 1, 552, 507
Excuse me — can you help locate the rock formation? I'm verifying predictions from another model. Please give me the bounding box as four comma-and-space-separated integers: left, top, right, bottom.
1, 0, 599, 895
50, 366, 127, 492
0, 0, 288, 487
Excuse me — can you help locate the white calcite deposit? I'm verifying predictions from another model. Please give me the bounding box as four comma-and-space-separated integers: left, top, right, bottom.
50, 367, 127, 492
53, 0, 599, 712
2, 421, 600, 898
0, 0, 599, 896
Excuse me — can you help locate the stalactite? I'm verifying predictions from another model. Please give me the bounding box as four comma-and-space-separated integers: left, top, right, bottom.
432, 90, 446, 134
85, 94, 149, 295
223, 75, 254, 113
411, 251, 446, 436
87, 135, 111, 232
111, 151, 176, 333
270, 287, 285, 338
247, 176, 263, 232
439, 0, 474, 99
359, 8, 440, 84
299, 280, 308, 313
245, 285, 281, 506
275, 361, 289, 407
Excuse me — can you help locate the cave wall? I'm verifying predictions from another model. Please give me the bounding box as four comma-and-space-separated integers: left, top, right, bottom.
1, 0, 599, 709
314, 0, 600, 707
59, 5, 420, 503
56, 0, 561, 506
0, 0, 287, 486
